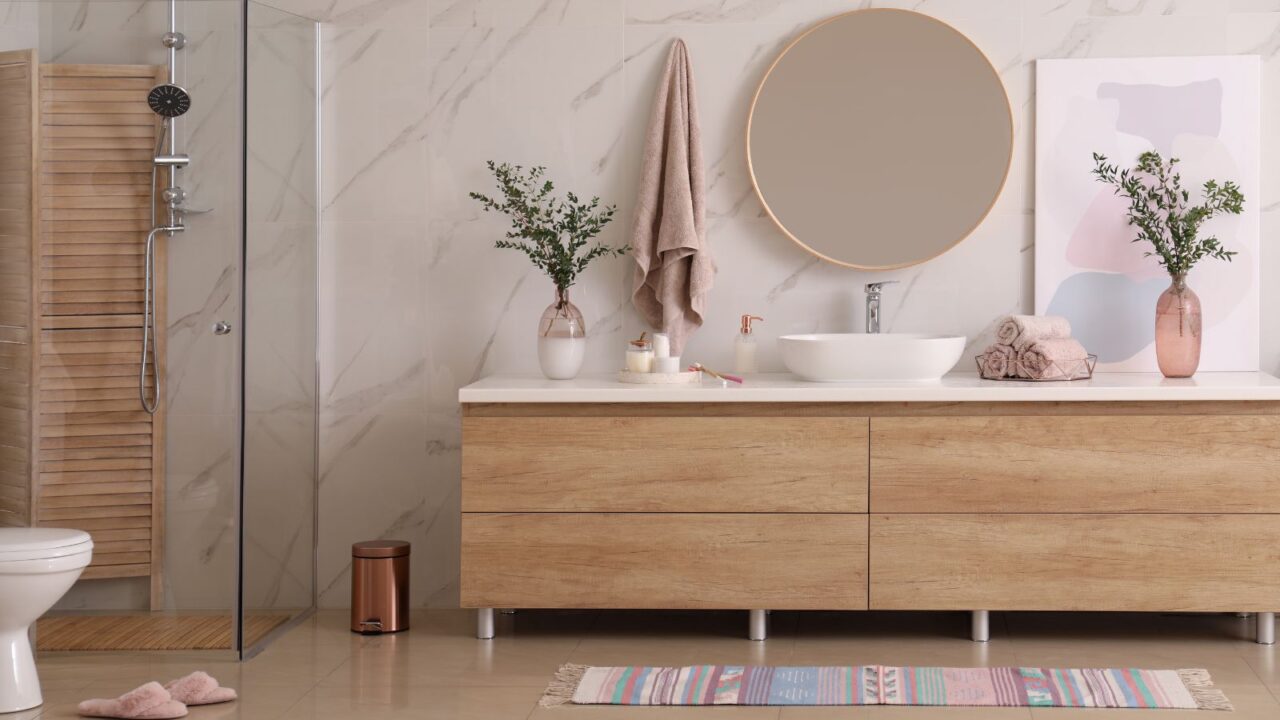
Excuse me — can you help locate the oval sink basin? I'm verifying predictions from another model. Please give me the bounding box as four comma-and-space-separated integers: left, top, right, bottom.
779, 333, 966, 382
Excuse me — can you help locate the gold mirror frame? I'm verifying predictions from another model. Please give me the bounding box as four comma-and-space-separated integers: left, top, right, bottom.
746, 8, 1014, 271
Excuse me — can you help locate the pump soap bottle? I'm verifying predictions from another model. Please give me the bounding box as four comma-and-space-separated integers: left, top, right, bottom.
735, 315, 763, 374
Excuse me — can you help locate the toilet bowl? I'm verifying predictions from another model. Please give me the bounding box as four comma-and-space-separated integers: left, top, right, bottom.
0, 527, 93, 713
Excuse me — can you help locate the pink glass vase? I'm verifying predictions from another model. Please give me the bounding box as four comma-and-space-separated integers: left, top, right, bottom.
1154, 274, 1201, 378
536, 287, 585, 380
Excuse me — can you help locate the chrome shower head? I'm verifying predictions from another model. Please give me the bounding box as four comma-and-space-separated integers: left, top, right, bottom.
147, 83, 191, 118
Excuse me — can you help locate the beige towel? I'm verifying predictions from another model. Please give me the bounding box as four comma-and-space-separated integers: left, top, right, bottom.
996, 314, 1072, 349
1017, 338, 1090, 380
979, 343, 1016, 379
630, 39, 714, 356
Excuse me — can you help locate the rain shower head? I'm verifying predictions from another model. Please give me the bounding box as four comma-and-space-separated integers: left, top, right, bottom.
147, 83, 191, 118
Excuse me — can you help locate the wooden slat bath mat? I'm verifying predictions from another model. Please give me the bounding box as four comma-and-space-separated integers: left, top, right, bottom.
36, 613, 290, 651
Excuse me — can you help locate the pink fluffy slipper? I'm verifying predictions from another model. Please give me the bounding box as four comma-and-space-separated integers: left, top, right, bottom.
163, 672, 237, 706
77, 682, 188, 719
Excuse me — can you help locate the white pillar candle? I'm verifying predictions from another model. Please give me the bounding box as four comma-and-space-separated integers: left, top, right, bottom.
651, 333, 671, 358
654, 356, 680, 374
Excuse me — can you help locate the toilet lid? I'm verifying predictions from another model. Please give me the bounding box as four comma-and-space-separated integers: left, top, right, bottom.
0, 527, 93, 562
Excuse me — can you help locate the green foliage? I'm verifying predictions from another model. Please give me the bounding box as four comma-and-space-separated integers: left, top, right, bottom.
1091, 151, 1244, 278
469, 161, 628, 292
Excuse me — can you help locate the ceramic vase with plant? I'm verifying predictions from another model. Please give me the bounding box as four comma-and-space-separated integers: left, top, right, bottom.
470, 161, 628, 380
1091, 151, 1245, 378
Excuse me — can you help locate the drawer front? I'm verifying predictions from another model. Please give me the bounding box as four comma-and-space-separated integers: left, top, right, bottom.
463, 416, 868, 512
871, 415, 1280, 513
870, 514, 1280, 612
461, 513, 868, 609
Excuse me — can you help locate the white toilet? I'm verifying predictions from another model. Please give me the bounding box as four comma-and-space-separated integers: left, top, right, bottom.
0, 527, 93, 713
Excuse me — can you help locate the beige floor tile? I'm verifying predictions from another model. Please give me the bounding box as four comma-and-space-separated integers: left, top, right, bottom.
281, 685, 543, 719
318, 634, 579, 688
1239, 642, 1280, 687
31, 609, 1279, 719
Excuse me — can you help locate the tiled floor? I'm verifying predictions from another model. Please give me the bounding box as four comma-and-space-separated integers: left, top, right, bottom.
23, 610, 1280, 719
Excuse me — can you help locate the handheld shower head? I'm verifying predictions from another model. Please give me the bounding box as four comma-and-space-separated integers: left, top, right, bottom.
147, 83, 191, 118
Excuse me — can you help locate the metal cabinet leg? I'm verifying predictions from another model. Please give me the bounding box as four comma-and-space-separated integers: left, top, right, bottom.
1258, 612, 1275, 645
971, 610, 991, 643
477, 608, 495, 639
748, 609, 768, 641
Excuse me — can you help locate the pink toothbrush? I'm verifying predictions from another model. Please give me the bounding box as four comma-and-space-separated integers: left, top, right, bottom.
689, 363, 743, 384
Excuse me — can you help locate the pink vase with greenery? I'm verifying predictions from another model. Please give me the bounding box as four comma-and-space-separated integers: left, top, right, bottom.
470, 161, 629, 380
1092, 151, 1245, 378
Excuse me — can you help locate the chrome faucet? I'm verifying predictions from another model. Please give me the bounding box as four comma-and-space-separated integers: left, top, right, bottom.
864, 281, 899, 334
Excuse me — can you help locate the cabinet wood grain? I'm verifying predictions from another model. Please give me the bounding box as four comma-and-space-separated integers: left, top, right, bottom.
462, 513, 868, 609
870, 514, 1280, 611
871, 415, 1280, 513
463, 416, 868, 513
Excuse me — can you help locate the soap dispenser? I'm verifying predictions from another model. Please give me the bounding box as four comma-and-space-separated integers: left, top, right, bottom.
735, 315, 763, 374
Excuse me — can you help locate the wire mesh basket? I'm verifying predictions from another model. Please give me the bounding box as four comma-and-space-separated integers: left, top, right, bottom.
975, 352, 1097, 382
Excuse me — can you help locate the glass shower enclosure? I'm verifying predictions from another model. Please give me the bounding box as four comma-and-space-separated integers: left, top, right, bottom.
0, 0, 319, 658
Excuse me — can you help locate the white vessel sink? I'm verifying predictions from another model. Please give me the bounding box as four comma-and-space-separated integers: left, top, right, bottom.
779, 333, 966, 382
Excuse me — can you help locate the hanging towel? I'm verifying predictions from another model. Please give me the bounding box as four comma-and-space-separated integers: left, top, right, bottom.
631, 38, 714, 356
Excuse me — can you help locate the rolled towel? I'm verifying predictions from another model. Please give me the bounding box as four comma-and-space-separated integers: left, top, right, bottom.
996, 314, 1072, 349
1016, 337, 1090, 380
979, 343, 1016, 379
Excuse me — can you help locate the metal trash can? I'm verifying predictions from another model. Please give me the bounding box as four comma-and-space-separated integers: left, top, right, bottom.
350, 540, 410, 634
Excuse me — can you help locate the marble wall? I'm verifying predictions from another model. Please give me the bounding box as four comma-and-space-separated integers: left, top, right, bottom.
312, 0, 1280, 609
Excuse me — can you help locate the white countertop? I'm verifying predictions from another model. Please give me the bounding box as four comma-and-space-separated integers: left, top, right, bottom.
459, 371, 1280, 403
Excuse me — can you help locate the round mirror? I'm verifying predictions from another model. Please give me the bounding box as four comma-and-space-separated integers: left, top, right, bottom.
747, 9, 1013, 270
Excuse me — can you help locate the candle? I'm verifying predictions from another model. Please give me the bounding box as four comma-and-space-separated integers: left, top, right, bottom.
654, 356, 680, 374
626, 339, 654, 373
652, 333, 671, 358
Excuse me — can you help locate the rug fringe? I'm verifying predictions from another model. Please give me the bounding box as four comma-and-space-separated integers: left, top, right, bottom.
1179, 668, 1233, 711
540, 663, 589, 707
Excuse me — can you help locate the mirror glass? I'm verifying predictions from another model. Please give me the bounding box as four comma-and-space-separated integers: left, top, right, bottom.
748, 9, 1013, 270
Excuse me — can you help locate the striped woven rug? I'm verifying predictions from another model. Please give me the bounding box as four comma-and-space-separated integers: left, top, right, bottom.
542, 665, 1231, 710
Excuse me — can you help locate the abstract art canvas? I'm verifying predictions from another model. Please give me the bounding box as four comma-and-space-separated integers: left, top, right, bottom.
1035, 56, 1260, 372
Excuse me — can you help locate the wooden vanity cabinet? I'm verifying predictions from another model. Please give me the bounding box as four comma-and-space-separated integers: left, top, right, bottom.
461, 411, 870, 610
460, 401, 1280, 623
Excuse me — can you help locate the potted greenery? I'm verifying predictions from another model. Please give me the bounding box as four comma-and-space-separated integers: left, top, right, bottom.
1091, 151, 1245, 378
470, 162, 628, 380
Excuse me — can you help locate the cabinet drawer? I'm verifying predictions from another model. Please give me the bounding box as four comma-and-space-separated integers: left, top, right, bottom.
463, 416, 868, 512
870, 415, 1280, 513
870, 514, 1280, 612
461, 513, 868, 609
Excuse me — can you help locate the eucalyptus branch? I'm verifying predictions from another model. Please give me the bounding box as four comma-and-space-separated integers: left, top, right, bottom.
1091, 151, 1244, 277
470, 161, 628, 292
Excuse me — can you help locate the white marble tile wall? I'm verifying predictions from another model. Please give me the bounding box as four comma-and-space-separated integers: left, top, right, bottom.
309, 0, 1280, 609
0, 1, 37, 50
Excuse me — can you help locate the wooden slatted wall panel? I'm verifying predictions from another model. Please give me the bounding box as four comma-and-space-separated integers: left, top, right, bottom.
36, 64, 166, 604
0, 50, 38, 528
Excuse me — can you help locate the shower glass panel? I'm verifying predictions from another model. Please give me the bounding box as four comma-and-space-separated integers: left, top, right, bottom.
241, 0, 318, 657
0, 0, 318, 657
30, 0, 246, 653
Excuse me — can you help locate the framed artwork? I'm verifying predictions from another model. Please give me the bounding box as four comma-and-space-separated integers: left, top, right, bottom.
1035, 56, 1260, 372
